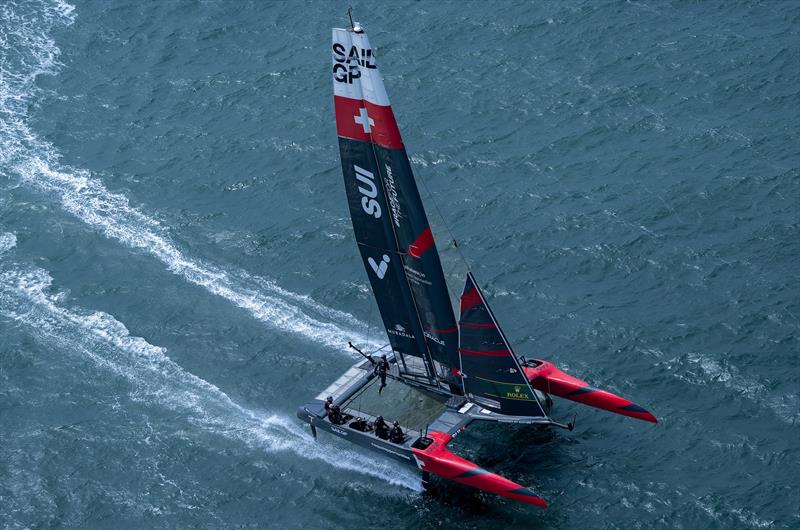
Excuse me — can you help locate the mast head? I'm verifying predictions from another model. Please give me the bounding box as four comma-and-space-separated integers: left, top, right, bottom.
347, 7, 364, 33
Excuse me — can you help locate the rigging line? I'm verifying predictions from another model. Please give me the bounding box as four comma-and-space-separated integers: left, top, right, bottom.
345, 375, 376, 410
415, 164, 472, 270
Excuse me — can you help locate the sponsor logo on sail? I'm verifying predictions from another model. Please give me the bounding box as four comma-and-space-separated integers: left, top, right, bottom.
383, 164, 401, 228
354, 164, 381, 218
387, 324, 413, 339
368, 254, 390, 279
506, 385, 530, 400
424, 331, 444, 346
332, 43, 376, 84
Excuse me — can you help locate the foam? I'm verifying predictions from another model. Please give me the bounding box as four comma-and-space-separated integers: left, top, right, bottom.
0, 0, 383, 356
0, 232, 17, 254
0, 263, 422, 492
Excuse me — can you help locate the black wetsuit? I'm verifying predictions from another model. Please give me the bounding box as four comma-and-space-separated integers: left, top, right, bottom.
389, 425, 404, 444
375, 359, 389, 393
374, 419, 389, 440
329, 405, 343, 425
350, 418, 368, 431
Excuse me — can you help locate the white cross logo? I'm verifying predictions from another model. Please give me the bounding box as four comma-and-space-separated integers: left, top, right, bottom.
354, 107, 374, 134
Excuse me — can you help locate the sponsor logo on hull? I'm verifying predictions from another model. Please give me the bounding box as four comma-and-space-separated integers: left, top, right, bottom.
370, 442, 411, 460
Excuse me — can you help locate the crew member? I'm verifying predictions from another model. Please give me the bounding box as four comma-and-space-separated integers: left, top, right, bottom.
373, 415, 389, 440
374, 354, 390, 394
328, 404, 343, 425
324, 396, 333, 414
350, 417, 368, 431
389, 420, 404, 444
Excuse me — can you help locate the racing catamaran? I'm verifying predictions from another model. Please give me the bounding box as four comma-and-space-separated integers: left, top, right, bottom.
297, 18, 656, 508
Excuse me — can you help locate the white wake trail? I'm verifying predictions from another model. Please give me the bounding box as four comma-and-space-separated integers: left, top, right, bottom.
0, 261, 422, 492
0, 0, 383, 355
19, 159, 382, 354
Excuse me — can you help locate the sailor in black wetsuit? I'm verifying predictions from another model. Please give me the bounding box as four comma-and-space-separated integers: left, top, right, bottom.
324, 396, 333, 415
373, 415, 390, 440
328, 404, 343, 425
350, 417, 369, 431
389, 421, 404, 444
374, 354, 390, 394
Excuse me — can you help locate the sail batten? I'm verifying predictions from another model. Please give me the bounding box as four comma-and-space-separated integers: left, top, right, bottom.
333, 27, 459, 387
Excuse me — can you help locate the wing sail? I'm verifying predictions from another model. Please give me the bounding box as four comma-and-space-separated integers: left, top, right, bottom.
333, 27, 458, 385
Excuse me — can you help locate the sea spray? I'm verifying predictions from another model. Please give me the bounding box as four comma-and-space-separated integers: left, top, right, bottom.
0, 262, 422, 492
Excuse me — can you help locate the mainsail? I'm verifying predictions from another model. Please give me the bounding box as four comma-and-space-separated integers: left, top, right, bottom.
458, 273, 547, 416
332, 26, 459, 387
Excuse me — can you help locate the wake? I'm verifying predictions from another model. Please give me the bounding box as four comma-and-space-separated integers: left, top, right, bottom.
0, 0, 383, 357
0, 254, 422, 492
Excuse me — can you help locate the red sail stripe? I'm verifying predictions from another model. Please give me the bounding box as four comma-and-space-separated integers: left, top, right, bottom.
408, 226, 434, 258
459, 322, 496, 328
333, 95, 403, 149
460, 287, 482, 313
459, 348, 511, 357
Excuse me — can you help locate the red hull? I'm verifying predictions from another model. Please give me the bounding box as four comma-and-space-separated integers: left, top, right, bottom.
524, 361, 657, 423
411, 431, 548, 508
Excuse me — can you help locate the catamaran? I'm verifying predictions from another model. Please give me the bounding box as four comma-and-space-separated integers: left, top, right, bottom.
297, 19, 656, 508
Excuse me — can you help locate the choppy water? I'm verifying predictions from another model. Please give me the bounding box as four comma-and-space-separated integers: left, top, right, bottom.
1, 1, 798, 528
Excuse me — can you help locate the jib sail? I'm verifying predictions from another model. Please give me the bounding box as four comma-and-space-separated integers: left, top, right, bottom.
332, 26, 459, 386
458, 273, 547, 416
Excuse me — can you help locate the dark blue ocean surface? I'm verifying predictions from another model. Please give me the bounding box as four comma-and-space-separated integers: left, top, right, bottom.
1, 1, 798, 528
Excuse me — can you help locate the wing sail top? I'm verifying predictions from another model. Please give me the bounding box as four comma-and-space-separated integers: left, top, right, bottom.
333, 27, 459, 385
458, 273, 547, 417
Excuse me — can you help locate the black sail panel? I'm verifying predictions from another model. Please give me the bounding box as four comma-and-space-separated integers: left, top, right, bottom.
373, 146, 460, 378
338, 137, 434, 380
458, 273, 547, 417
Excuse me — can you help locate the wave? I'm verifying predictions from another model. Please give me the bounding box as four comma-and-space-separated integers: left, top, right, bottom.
0, 0, 383, 355
0, 232, 16, 254
0, 262, 422, 492
662, 351, 799, 426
